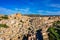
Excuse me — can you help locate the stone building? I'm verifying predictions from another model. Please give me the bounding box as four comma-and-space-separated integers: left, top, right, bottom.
0, 13, 60, 40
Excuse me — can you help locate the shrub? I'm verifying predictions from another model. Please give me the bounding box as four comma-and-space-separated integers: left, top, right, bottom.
48, 21, 60, 40
0, 24, 9, 28
1, 15, 8, 19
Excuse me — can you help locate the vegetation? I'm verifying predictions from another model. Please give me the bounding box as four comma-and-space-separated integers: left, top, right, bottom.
0, 24, 9, 28
48, 21, 60, 40
23, 14, 41, 17
1, 15, 8, 19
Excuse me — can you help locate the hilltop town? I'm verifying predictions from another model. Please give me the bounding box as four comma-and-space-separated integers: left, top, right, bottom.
0, 13, 60, 40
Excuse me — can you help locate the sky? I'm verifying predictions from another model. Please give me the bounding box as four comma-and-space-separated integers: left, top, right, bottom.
0, 0, 60, 15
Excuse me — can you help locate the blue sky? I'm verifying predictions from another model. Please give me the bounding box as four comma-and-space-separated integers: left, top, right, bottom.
0, 0, 60, 15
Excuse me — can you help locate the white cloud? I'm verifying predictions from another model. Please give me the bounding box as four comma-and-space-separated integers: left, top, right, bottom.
0, 7, 17, 15
0, 7, 60, 15
0, 7, 32, 15
37, 10, 60, 15
49, 4, 60, 8
15, 8, 32, 14
46, 11, 60, 15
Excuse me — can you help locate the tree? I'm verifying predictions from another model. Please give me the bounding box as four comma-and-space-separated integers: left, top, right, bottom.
1, 15, 8, 19
48, 21, 60, 40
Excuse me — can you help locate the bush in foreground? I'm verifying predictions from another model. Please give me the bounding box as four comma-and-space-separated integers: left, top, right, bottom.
48, 21, 60, 40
